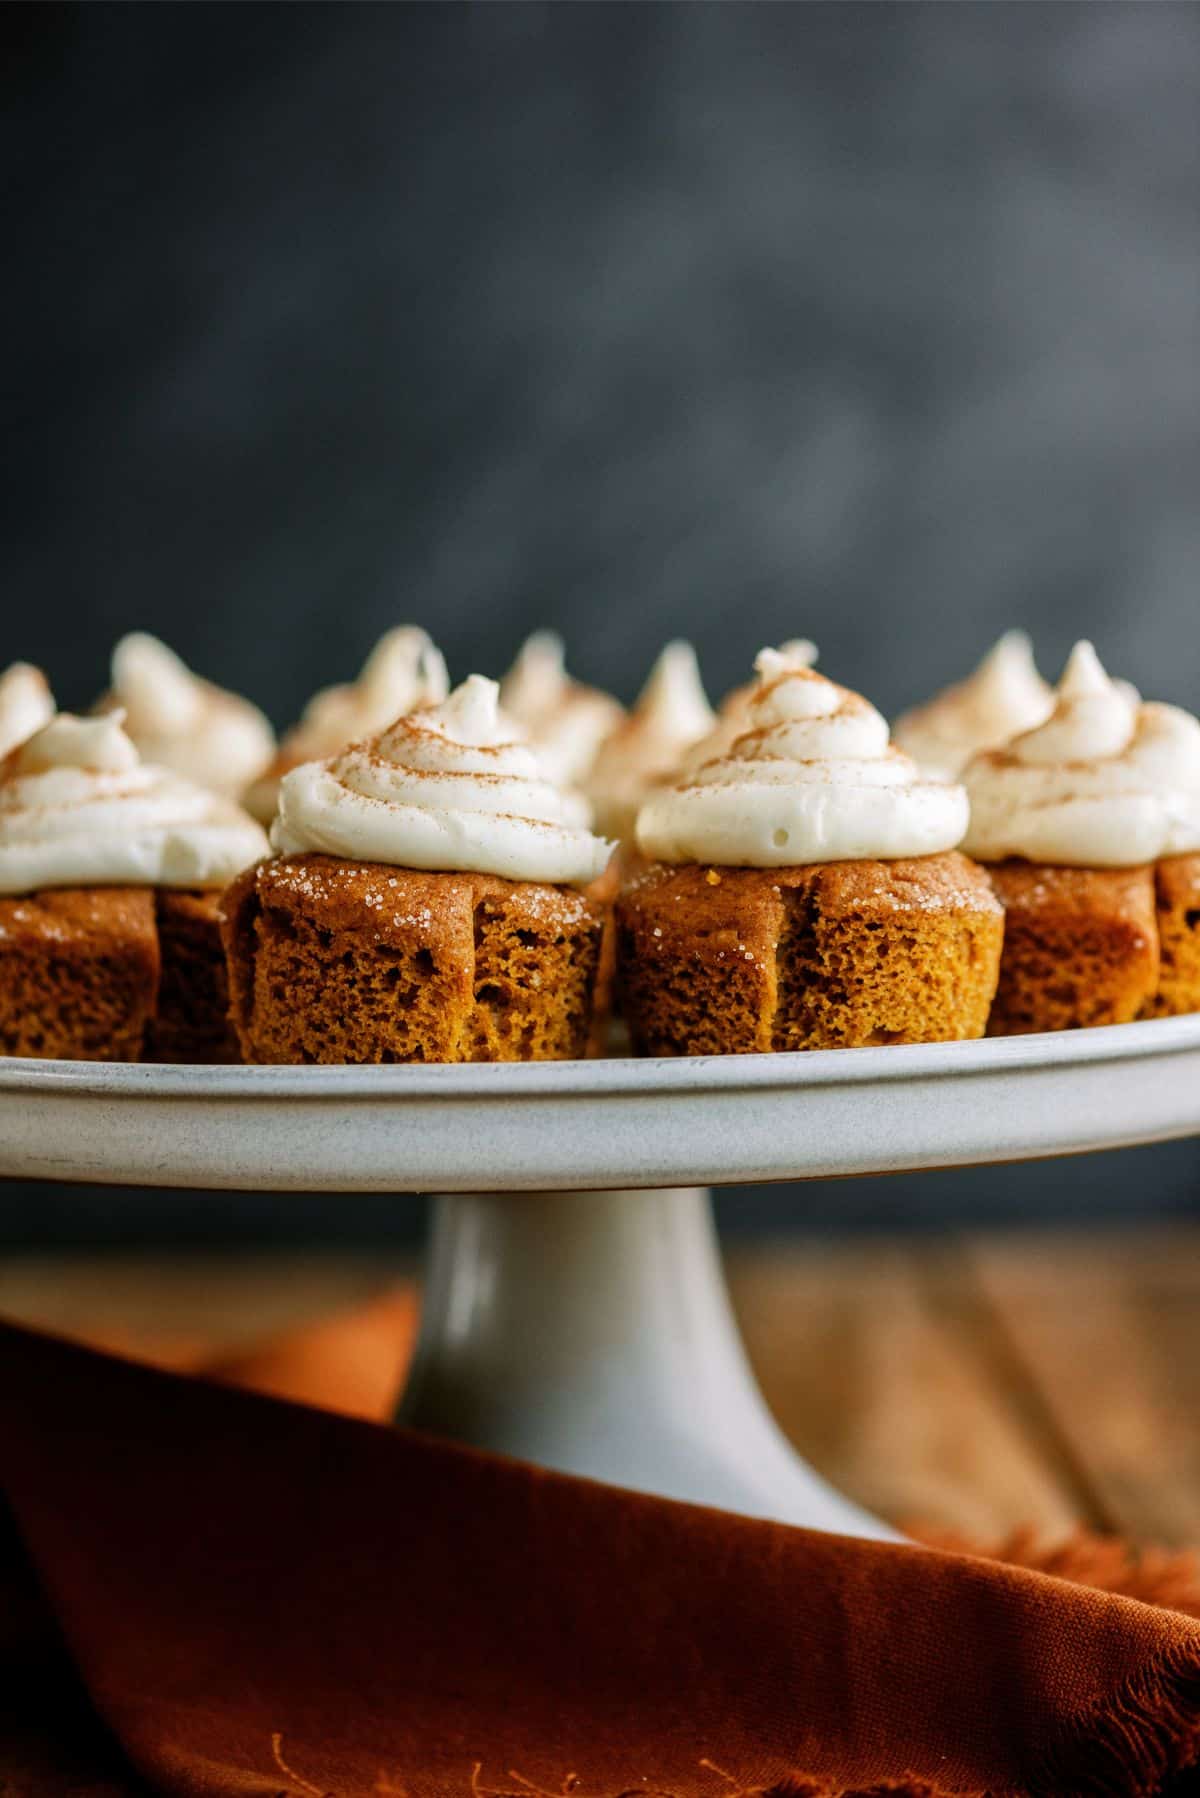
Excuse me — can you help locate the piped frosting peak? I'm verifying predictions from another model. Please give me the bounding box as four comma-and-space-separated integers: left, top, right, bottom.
0, 710, 269, 895
963, 642, 1200, 866
106, 632, 276, 798
0, 662, 55, 760
587, 641, 715, 839
245, 625, 449, 822
499, 631, 623, 787
689, 639, 820, 768
892, 631, 1055, 779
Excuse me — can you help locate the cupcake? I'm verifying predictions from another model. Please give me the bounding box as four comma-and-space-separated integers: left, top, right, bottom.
0, 712, 269, 1061
499, 631, 624, 788
0, 662, 55, 759
893, 631, 1055, 780
100, 632, 275, 799
587, 641, 715, 841
223, 675, 615, 1064
617, 650, 1003, 1055
244, 625, 448, 822
963, 642, 1200, 1033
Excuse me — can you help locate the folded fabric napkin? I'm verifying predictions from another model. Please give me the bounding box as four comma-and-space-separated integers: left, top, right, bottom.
1, 1306, 1199, 1798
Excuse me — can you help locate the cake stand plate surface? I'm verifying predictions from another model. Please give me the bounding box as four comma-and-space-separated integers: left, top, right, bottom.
3, 1018, 1198, 1543
1, 1015, 1198, 1193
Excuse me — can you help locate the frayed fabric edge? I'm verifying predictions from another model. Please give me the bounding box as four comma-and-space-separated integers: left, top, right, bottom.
762, 1780, 961, 1798
610, 1782, 958, 1798
1024, 1629, 1200, 1797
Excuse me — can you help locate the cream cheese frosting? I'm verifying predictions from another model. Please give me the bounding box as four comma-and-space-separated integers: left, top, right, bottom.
636, 649, 968, 867
0, 662, 55, 759
962, 641, 1200, 867
892, 632, 1055, 779
687, 638, 819, 769
587, 641, 715, 840
103, 633, 276, 799
498, 631, 624, 787
0, 711, 270, 895
245, 626, 449, 822
271, 674, 614, 886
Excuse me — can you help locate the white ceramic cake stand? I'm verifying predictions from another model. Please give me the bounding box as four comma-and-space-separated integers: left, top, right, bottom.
2, 1015, 1199, 1540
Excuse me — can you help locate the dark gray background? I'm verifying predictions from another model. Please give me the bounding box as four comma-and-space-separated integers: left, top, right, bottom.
2, 2, 1198, 1244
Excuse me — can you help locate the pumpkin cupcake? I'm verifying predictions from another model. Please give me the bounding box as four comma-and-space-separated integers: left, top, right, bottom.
0, 711, 268, 1061
587, 641, 715, 842
499, 631, 623, 789
0, 662, 55, 759
893, 631, 1055, 780
223, 675, 615, 1064
963, 642, 1200, 1032
244, 625, 448, 822
617, 650, 1003, 1056
100, 632, 275, 799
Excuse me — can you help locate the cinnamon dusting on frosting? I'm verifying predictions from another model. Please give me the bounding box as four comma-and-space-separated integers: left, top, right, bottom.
245, 626, 449, 822
637, 649, 968, 867
272, 675, 612, 885
963, 641, 1200, 866
0, 710, 269, 895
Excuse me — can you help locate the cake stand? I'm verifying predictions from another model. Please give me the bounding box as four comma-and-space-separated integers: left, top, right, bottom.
3, 1015, 1199, 1541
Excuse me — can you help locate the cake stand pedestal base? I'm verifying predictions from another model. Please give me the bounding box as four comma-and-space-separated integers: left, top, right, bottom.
397, 1185, 892, 1539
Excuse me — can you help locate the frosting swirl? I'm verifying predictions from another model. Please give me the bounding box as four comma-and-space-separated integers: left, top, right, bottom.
892, 632, 1054, 779
271, 675, 613, 885
687, 639, 819, 769
0, 712, 270, 895
245, 626, 449, 822
963, 641, 1200, 866
104, 633, 276, 798
636, 649, 968, 866
0, 662, 55, 759
499, 632, 624, 786
587, 641, 715, 839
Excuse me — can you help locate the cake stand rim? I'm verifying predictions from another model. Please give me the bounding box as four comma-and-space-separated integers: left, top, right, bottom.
1, 1011, 1198, 1103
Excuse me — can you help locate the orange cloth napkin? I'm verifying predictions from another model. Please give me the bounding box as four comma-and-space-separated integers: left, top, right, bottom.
1, 1304, 1200, 1797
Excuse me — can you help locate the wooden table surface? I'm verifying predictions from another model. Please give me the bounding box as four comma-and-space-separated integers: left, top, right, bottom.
2, 1226, 1197, 1549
